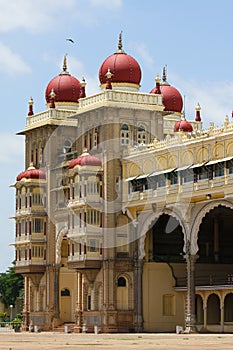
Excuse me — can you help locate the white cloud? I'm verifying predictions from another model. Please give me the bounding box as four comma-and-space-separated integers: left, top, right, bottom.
89, 0, 122, 9
169, 72, 233, 128
0, 42, 31, 75
0, 0, 76, 33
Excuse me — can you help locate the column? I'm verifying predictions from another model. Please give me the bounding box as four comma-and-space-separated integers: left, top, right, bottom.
134, 258, 144, 332
220, 300, 224, 333
75, 271, 83, 332
203, 305, 207, 330
214, 217, 219, 262
184, 246, 197, 333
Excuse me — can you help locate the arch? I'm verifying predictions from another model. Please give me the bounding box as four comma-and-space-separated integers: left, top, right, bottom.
196, 294, 204, 324
56, 225, 68, 264
167, 154, 178, 168
226, 141, 233, 156
207, 293, 220, 324
138, 208, 187, 259
196, 147, 208, 163
61, 288, 70, 296
116, 275, 129, 310
224, 293, 233, 322
181, 150, 193, 165
63, 139, 72, 154
191, 200, 233, 255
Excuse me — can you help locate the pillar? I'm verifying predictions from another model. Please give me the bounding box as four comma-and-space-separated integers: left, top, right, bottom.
134, 258, 144, 332
75, 271, 83, 332
184, 250, 197, 333
214, 217, 219, 262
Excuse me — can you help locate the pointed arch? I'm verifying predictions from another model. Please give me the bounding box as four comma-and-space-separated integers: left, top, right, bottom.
191, 200, 233, 255
138, 207, 187, 259
56, 225, 68, 264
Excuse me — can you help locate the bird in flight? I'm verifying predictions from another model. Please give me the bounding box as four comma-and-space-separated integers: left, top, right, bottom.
66, 38, 75, 43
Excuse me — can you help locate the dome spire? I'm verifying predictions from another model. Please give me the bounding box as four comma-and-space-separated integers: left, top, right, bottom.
61, 54, 69, 74
116, 31, 125, 54
162, 65, 168, 85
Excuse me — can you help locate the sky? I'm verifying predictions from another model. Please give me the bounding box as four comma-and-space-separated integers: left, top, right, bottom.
0, 0, 233, 272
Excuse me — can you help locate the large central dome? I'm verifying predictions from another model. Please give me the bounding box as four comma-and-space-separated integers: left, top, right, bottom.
99, 33, 141, 91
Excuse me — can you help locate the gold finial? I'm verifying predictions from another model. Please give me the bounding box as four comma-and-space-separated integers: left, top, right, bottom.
62, 54, 69, 74
116, 31, 125, 54
81, 77, 86, 87
155, 74, 160, 84
29, 97, 33, 106
50, 89, 56, 99
106, 68, 113, 79
196, 102, 201, 111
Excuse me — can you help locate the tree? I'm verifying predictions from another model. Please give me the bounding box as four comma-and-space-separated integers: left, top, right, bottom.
0, 262, 24, 308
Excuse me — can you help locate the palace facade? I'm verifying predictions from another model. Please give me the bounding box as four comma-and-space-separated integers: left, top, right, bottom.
13, 34, 233, 333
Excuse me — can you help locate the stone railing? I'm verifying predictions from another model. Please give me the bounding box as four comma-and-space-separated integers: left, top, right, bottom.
78, 90, 163, 109
26, 109, 77, 129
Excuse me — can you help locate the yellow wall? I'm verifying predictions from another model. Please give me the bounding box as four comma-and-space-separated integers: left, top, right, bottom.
142, 262, 184, 332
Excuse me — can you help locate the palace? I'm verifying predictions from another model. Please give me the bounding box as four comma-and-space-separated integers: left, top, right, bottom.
13, 34, 233, 333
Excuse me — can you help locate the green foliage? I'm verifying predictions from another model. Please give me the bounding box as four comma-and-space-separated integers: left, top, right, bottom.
0, 262, 24, 308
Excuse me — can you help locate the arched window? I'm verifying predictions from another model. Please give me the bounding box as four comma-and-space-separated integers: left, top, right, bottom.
61, 288, 70, 296
63, 140, 72, 154
117, 276, 128, 310
117, 276, 127, 287
121, 124, 130, 145
137, 124, 146, 144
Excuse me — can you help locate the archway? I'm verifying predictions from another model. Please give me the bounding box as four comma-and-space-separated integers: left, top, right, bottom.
142, 213, 185, 332
195, 294, 204, 324
207, 294, 220, 324
60, 288, 72, 322
198, 205, 233, 264
224, 293, 233, 322
117, 276, 129, 310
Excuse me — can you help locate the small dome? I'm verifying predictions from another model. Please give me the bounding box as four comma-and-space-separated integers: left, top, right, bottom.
99, 33, 141, 90
69, 151, 102, 169
174, 118, 193, 132
17, 164, 46, 181
45, 56, 81, 104
150, 67, 183, 113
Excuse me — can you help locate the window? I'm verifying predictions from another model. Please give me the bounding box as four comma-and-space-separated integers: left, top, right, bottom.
170, 172, 178, 185
228, 159, 233, 174
61, 288, 70, 296
213, 162, 224, 177
137, 124, 146, 144
87, 295, 91, 310
163, 294, 175, 316
182, 169, 194, 183
197, 167, 209, 180
87, 239, 98, 252
121, 124, 130, 145
63, 140, 72, 154
117, 276, 127, 287
157, 174, 166, 188
32, 218, 44, 233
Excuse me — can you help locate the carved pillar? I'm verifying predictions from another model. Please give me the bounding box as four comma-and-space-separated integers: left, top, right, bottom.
134, 257, 144, 332
203, 305, 207, 330
184, 244, 197, 333
23, 276, 30, 329
75, 271, 83, 332
214, 217, 219, 262
220, 301, 224, 333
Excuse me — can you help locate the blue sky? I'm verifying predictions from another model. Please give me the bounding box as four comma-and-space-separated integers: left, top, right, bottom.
0, 0, 233, 272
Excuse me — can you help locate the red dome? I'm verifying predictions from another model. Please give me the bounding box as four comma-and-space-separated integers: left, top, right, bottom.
150, 84, 183, 113
150, 68, 183, 113
17, 165, 46, 181
174, 119, 193, 132
99, 53, 141, 86
69, 152, 102, 169
45, 56, 80, 103
99, 34, 141, 87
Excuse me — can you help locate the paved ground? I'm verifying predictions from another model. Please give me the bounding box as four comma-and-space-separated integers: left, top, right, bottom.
1, 332, 233, 350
